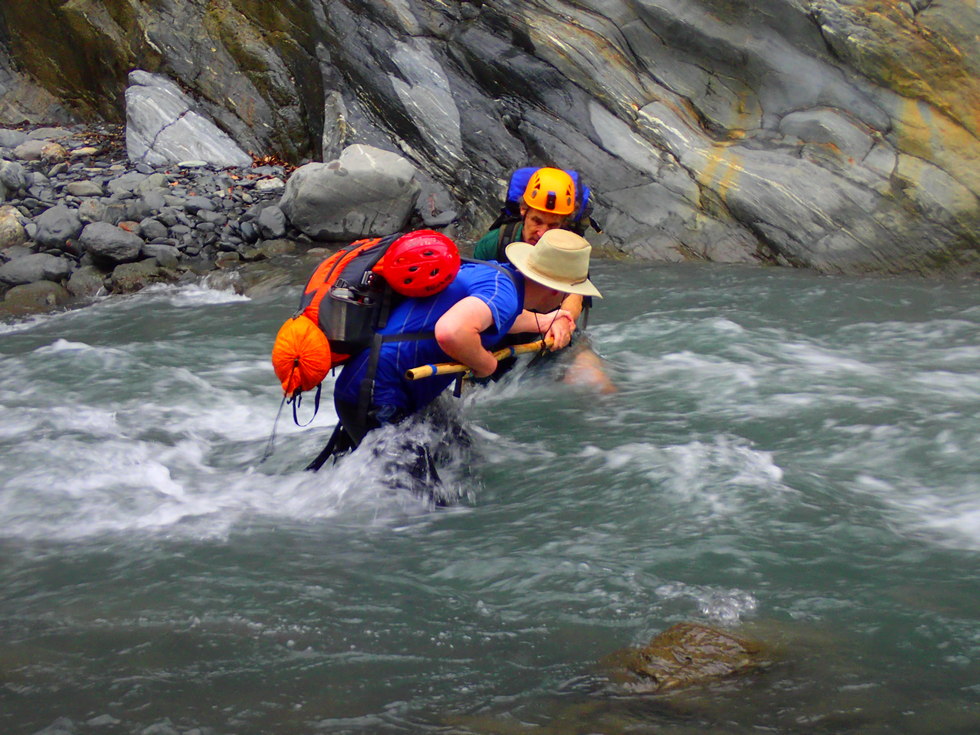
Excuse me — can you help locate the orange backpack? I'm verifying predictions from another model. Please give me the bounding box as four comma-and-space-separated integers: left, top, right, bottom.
271, 235, 397, 402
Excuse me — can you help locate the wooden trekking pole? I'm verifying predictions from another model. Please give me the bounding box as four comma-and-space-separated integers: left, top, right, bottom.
405, 338, 554, 380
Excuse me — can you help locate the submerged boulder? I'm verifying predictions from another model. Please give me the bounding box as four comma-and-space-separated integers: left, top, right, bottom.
604, 622, 768, 693
2, 279, 71, 314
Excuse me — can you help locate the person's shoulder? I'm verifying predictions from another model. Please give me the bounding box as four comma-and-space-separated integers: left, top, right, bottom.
472, 229, 500, 260
459, 261, 520, 293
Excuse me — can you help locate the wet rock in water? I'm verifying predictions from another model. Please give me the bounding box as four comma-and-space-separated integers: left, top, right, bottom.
107, 258, 177, 293
605, 622, 768, 693
66, 265, 106, 298
2, 279, 71, 313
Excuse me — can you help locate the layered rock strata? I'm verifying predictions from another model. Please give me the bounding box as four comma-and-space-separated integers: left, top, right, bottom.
0, 1, 976, 275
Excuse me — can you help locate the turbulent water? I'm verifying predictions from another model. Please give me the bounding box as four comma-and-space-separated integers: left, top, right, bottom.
1, 260, 978, 735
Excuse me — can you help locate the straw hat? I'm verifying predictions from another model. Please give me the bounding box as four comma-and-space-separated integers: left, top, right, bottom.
505, 229, 602, 298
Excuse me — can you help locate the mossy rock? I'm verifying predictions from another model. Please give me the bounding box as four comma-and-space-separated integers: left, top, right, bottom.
603, 622, 769, 693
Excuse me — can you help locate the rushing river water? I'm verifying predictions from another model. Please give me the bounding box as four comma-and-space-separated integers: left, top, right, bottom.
1, 258, 978, 735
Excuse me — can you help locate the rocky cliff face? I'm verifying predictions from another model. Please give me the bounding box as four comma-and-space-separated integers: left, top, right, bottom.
0, 0, 976, 275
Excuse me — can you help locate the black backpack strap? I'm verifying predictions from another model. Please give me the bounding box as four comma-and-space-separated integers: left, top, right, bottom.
494, 220, 522, 263
355, 330, 435, 431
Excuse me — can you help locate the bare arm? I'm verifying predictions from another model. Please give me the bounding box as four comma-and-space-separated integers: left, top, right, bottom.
561, 293, 584, 322
434, 296, 498, 378
510, 308, 575, 350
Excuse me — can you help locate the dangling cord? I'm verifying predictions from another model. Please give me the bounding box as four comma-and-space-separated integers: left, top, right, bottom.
257, 392, 289, 465
529, 310, 563, 366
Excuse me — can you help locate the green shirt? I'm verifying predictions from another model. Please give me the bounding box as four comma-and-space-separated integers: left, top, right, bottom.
472, 222, 524, 262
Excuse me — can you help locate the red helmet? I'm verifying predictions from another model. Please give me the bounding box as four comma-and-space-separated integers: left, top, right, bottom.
377, 230, 461, 297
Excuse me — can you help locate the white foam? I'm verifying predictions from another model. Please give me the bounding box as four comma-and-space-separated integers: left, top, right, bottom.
654, 582, 759, 624
140, 282, 251, 306
853, 472, 980, 552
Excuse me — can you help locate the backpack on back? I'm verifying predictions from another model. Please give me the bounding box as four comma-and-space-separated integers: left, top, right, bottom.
271, 230, 461, 403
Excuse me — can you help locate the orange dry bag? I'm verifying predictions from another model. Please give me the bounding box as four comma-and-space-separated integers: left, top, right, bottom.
271, 313, 332, 397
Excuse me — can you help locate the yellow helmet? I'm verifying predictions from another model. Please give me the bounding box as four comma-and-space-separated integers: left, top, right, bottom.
523, 167, 576, 216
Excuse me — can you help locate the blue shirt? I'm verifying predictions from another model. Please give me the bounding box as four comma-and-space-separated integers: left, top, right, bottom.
334, 262, 524, 412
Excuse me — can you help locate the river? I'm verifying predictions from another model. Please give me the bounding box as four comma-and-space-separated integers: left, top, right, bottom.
1, 259, 978, 734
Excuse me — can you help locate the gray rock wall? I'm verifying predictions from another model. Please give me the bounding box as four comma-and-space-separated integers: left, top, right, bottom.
0, 0, 976, 275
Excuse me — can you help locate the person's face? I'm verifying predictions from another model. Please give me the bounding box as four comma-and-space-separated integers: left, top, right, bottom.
521, 206, 568, 245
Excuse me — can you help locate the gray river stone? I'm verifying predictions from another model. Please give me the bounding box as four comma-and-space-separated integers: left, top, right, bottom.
66, 180, 104, 197
79, 221, 144, 265
66, 265, 106, 298
279, 144, 420, 240
34, 204, 83, 252
0, 252, 73, 285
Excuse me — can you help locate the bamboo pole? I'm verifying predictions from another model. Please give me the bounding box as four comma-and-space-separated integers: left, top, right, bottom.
405, 338, 552, 380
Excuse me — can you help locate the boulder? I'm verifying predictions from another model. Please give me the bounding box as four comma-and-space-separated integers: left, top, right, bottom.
76, 198, 108, 224
0, 204, 27, 249
279, 145, 420, 240
79, 221, 144, 265
0, 252, 73, 286
143, 243, 180, 269
40, 141, 68, 164
107, 258, 177, 293
139, 217, 169, 241
34, 204, 83, 252
125, 70, 252, 168
604, 622, 768, 693
65, 180, 104, 197
66, 265, 106, 298
0, 160, 29, 194
256, 204, 286, 239
12, 139, 46, 161
2, 279, 71, 313
0, 129, 27, 148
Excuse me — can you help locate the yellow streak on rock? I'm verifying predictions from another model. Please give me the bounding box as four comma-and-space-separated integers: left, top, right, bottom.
893, 97, 980, 198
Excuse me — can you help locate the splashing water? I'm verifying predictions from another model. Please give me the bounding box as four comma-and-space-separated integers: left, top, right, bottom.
1, 265, 978, 734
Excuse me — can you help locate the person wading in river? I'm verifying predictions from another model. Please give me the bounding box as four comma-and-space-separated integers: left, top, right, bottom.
473, 167, 615, 393
322, 229, 602, 488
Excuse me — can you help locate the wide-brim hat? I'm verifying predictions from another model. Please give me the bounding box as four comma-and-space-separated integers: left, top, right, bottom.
506, 229, 602, 298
